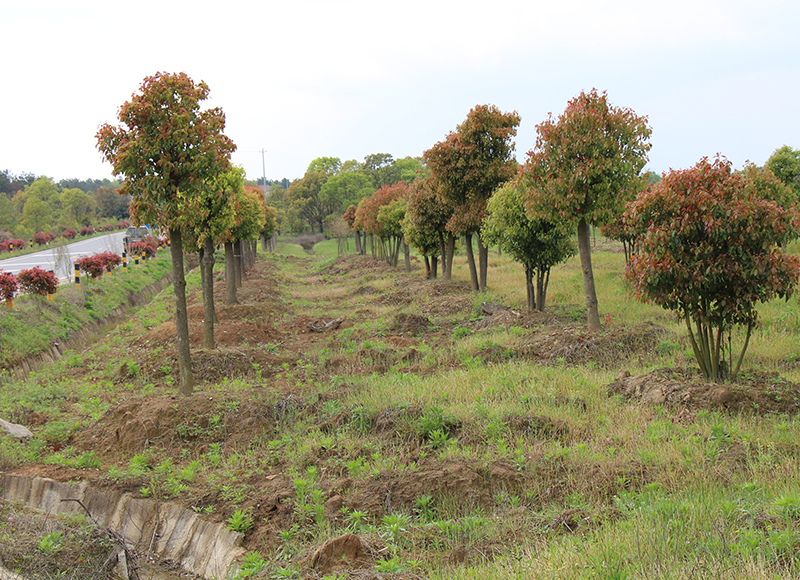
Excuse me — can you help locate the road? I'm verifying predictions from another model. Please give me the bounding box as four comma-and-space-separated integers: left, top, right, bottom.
0, 232, 125, 282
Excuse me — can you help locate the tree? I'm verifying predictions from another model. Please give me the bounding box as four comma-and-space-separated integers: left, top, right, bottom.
307, 156, 342, 175
96, 72, 236, 395
182, 167, 242, 349
354, 182, 409, 266
320, 171, 373, 216
424, 104, 520, 291
22, 197, 52, 234
261, 204, 277, 251
403, 175, 452, 279
224, 186, 265, 301
61, 187, 95, 227
625, 157, 800, 381
483, 179, 575, 311
285, 172, 327, 232
522, 89, 652, 329
765, 145, 800, 200
363, 153, 400, 188
95, 186, 130, 220
395, 157, 428, 184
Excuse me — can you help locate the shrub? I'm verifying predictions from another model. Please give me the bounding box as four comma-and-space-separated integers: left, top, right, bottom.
79, 226, 95, 236
75, 255, 105, 279
33, 232, 55, 246
9, 239, 26, 251
625, 157, 800, 381
0, 241, 9, 253
62, 228, 77, 240
128, 238, 157, 259
97, 251, 122, 272
0, 271, 17, 301
17, 267, 58, 296
117, 220, 131, 229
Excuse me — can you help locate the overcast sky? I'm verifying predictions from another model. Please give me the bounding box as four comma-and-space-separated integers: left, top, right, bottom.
2, 0, 798, 185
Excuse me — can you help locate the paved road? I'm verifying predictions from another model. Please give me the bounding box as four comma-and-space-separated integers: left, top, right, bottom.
0, 232, 125, 281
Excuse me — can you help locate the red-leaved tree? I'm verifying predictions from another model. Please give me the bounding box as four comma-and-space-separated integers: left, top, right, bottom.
423, 104, 520, 290
625, 157, 800, 381
523, 89, 651, 329
17, 267, 58, 297
97, 72, 235, 395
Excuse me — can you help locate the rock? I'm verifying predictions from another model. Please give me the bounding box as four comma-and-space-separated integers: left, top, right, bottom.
711, 387, 733, 405
0, 418, 33, 441
641, 386, 666, 405
448, 544, 467, 564
310, 533, 369, 574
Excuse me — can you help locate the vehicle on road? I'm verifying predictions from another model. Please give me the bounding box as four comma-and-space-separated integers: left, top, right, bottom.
122, 226, 151, 250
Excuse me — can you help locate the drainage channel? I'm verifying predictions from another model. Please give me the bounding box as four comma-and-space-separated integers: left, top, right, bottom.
0, 474, 245, 579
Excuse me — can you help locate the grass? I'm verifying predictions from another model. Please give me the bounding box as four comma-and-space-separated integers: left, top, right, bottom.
0, 249, 172, 369
3, 234, 800, 578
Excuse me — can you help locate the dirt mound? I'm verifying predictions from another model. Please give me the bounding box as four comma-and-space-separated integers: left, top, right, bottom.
520, 322, 668, 367
70, 394, 276, 461
321, 255, 394, 277
608, 368, 800, 414
349, 460, 527, 517
390, 314, 432, 335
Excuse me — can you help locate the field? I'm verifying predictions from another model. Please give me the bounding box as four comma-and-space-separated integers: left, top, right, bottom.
2, 236, 800, 579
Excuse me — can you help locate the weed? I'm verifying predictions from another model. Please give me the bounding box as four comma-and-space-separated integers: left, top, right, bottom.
37, 531, 63, 555
375, 557, 404, 573
234, 551, 268, 579
227, 508, 254, 534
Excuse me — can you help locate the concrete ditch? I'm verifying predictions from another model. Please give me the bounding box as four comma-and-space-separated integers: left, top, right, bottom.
0, 474, 245, 579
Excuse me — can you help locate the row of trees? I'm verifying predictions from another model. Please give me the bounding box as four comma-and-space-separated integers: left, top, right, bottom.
92, 70, 800, 391
96, 72, 276, 396
336, 92, 800, 383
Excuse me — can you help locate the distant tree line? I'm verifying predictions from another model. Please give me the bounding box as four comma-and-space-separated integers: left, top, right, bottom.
0, 170, 128, 241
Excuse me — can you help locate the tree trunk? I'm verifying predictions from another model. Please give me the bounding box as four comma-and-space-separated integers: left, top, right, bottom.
169, 228, 194, 396
224, 241, 237, 305
202, 236, 216, 350
431, 255, 438, 279
438, 232, 446, 279
537, 268, 550, 311
477, 234, 488, 292
577, 218, 601, 330
464, 234, 479, 292
424, 256, 431, 279
354, 231, 362, 255
525, 265, 535, 311
403, 242, 410, 272
234, 240, 244, 286
444, 233, 455, 281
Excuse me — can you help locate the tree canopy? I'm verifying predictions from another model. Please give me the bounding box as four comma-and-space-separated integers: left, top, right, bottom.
625, 156, 800, 381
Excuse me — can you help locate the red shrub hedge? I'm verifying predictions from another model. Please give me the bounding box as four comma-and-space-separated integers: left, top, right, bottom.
17, 267, 58, 296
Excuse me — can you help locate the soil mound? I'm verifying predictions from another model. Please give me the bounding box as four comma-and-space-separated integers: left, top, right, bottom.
607, 368, 800, 414
521, 322, 668, 367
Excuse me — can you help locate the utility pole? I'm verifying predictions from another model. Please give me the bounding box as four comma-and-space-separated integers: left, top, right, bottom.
261, 149, 268, 199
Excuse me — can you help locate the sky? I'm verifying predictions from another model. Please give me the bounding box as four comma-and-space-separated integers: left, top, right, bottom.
2, 0, 799, 185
